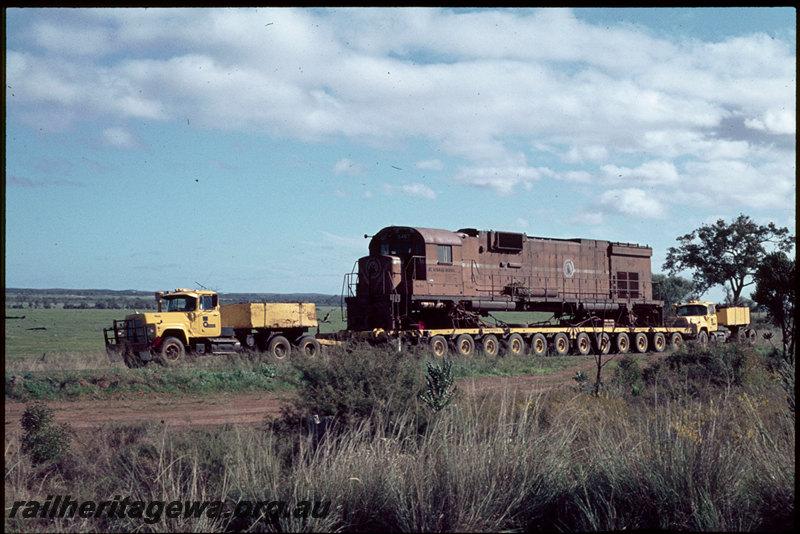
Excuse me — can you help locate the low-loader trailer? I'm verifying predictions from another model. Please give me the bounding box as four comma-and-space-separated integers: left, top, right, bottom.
105, 290, 756, 366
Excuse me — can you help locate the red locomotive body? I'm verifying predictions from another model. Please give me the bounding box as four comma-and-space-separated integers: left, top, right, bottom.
345, 226, 663, 331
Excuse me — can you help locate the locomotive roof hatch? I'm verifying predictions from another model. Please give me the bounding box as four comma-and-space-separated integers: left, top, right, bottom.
372, 226, 463, 247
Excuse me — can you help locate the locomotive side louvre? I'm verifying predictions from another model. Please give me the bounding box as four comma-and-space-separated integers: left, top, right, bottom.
345, 226, 663, 331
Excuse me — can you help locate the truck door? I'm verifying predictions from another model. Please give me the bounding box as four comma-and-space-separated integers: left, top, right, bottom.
197, 294, 221, 336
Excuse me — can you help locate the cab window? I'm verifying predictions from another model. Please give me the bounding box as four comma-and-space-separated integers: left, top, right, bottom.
437, 245, 452, 264
167, 297, 197, 312
200, 295, 217, 311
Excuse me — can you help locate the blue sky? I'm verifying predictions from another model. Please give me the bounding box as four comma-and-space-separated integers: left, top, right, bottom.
5, 8, 796, 300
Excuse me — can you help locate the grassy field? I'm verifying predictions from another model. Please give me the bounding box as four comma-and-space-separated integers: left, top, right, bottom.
4, 341, 796, 532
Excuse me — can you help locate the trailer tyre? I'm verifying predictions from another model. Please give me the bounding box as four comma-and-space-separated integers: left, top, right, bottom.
531, 333, 547, 356
506, 334, 525, 356
268, 335, 292, 360
669, 332, 683, 349
746, 328, 757, 344
652, 332, 666, 353
159, 337, 185, 365
430, 335, 448, 357
634, 332, 648, 353
455, 334, 475, 356
595, 333, 611, 355
481, 334, 500, 357
297, 336, 320, 357
576, 332, 591, 355
553, 333, 570, 356
615, 333, 630, 354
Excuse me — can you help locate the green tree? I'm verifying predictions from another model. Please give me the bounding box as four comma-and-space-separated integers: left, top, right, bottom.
652, 274, 695, 315
752, 252, 795, 360
663, 214, 793, 304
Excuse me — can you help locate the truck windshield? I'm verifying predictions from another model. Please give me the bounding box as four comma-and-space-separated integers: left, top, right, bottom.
676, 305, 708, 317
166, 297, 196, 312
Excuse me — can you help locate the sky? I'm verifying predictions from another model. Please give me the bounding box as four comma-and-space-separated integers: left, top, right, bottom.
4, 7, 796, 301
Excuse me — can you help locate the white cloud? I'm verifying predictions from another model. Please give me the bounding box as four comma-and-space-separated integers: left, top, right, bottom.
5, 7, 795, 214
333, 158, 365, 175
594, 188, 667, 219
100, 126, 143, 149
383, 182, 437, 200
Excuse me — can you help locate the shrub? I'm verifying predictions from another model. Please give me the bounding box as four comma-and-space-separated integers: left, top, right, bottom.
20, 401, 72, 464
285, 344, 426, 427
419, 358, 458, 411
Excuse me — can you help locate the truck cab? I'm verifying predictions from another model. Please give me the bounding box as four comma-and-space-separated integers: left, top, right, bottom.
104, 289, 233, 366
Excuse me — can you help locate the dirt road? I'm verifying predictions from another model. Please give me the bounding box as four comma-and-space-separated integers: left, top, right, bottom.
5, 355, 655, 434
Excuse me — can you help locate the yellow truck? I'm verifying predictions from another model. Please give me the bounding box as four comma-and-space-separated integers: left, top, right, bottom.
104, 289, 319, 367
670, 300, 756, 345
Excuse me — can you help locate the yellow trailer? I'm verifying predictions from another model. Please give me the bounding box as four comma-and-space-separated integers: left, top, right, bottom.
221, 302, 318, 330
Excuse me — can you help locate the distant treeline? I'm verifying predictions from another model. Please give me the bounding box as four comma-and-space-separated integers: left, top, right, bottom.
5, 288, 340, 310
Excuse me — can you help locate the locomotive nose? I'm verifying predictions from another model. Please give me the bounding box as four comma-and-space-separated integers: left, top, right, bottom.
358, 255, 402, 294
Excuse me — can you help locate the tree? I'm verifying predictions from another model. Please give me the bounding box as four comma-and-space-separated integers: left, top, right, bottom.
663, 214, 793, 305
752, 252, 795, 360
652, 274, 695, 315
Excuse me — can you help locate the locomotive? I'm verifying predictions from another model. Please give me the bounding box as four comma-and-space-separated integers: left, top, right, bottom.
344, 226, 663, 331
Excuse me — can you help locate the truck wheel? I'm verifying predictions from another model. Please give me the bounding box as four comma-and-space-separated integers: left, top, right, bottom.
634, 332, 648, 353
430, 335, 448, 357
615, 333, 630, 354
696, 330, 709, 345
455, 334, 475, 356
530, 333, 547, 356
652, 332, 666, 353
123, 350, 145, 368
481, 334, 500, 357
669, 332, 683, 349
575, 332, 591, 355
159, 337, 185, 365
268, 335, 291, 360
553, 333, 570, 356
505, 333, 525, 356
595, 333, 611, 355
296, 336, 320, 357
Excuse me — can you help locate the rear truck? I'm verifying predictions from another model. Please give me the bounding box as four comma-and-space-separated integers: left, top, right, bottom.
669, 300, 756, 345
335, 302, 755, 358
104, 289, 321, 367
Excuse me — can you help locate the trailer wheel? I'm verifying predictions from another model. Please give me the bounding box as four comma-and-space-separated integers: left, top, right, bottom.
159, 337, 185, 364
669, 332, 683, 349
296, 336, 320, 357
576, 332, 591, 355
481, 334, 500, 357
268, 335, 292, 360
455, 334, 475, 356
430, 335, 448, 357
652, 332, 666, 353
553, 333, 570, 356
595, 333, 611, 355
745, 328, 757, 344
736, 328, 747, 343
615, 333, 630, 354
529, 333, 547, 356
506, 333, 525, 356
634, 332, 648, 353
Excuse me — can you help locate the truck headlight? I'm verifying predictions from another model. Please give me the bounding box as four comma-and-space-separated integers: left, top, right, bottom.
147, 325, 156, 341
